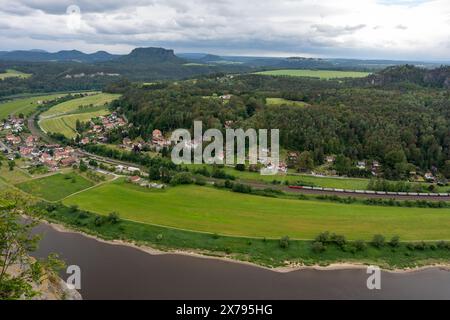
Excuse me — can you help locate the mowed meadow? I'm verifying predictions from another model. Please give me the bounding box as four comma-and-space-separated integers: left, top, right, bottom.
16, 172, 94, 201
255, 69, 371, 79
39, 92, 120, 138
0, 93, 66, 120
0, 69, 32, 80
40, 92, 119, 118
62, 179, 450, 241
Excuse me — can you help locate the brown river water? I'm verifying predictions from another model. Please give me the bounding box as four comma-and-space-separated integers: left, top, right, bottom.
31, 224, 450, 300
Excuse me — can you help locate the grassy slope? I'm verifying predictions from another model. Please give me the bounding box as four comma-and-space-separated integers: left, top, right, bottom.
255, 69, 371, 79
266, 98, 307, 107
0, 161, 32, 184
16, 172, 94, 201
40, 93, 120, 118
0, 69, 32, 80
0, 94, 66, 120
44, 205, 450, 269
40, 109, 110, 138
63, 180, 450, 241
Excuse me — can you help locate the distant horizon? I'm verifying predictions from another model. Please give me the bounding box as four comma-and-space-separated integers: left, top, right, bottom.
1, 47, 450, 64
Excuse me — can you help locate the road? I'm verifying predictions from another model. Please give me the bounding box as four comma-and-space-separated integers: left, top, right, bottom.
28, 112, 57, 144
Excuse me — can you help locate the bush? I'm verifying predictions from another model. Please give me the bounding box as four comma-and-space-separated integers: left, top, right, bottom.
279, 236, 290, 249
94, 215, 107, 227
437, 241, 450, 250
311, 241, 326, 253
372, 234, 386, 248
170, 172, 194, 186
414, 241, 427, 251
107, 212, 120, 224
389, 235, 400, 248
235, 164, 246, 171
315, 231, 330, 243
354, 240, 366, 251
194, 175, 207, 186
156, 234, 163, 241
224, 180, 234, 189
232, 183, 252, 194
330, 233, 347, 248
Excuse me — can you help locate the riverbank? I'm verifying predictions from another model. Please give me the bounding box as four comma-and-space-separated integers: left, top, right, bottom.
38, 215, 450, 274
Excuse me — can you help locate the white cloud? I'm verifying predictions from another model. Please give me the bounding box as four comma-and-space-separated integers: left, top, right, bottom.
0, 0, 449, 60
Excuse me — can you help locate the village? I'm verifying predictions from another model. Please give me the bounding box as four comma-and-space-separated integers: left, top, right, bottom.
0, 110, 443, 188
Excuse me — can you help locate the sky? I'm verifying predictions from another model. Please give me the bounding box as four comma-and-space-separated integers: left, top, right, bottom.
0, 0, 449, 60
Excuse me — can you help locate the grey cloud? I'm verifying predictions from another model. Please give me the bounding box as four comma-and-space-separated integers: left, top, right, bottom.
5, 0, 154, 14
311, 24, 367, 37
396, 24, 408, 30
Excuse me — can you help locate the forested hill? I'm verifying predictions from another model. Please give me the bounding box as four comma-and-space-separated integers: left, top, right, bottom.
109, 71, 450, 179
0, 47, 251, 97
0, 49, 118, 63
366, 65, 450, 89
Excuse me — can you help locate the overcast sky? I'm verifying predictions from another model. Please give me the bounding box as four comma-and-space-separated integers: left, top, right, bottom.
0, 0, 449, 60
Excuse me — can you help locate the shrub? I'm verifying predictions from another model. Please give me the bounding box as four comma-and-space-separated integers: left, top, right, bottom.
279, 236, 290, 249
414, 241, 427, 251
224, 180, 234, 189
371, 234, 386, 248
94, 215, 107, 227
232, 183, 252, 194
170, 172, 194, 186
311, 241, 326, 253
315, 232, 330, 243
389, 235, 400, 248
330, 233, 347, 248
77, 211, 89, 219
194, 175, 207, 186
437, 241, 449, 250
354, 240, 366, 251
107, 212, 120, 224
156, 234, 163, 241
235, 164, 246, 171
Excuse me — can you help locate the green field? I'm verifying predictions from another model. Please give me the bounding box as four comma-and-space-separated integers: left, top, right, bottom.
0, 160, 32, 184
17, 172, 94, 201
266, 98, 308, 107
38, 92, 120, 138
40, 93, 119, 118
40, 109, 111, 138
189, 164, 448, 192
255, 69, 371, 79
0, 69, 32, 80
63, 180, 450, 241
0, 93, 67, 120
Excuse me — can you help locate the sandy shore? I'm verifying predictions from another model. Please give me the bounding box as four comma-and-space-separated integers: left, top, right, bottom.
41, 219, 450, 274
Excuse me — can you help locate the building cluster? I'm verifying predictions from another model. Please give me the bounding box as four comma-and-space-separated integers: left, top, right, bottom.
80, 112, 128, 145
128, 175, 165, 189
1, 116, 25, 133
2, 131, 81, 171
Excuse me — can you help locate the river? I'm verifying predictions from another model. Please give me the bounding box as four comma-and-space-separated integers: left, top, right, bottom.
31, 224, 450, 300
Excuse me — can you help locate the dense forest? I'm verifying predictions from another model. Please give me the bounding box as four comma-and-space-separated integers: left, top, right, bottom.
108, 66, 450, 179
